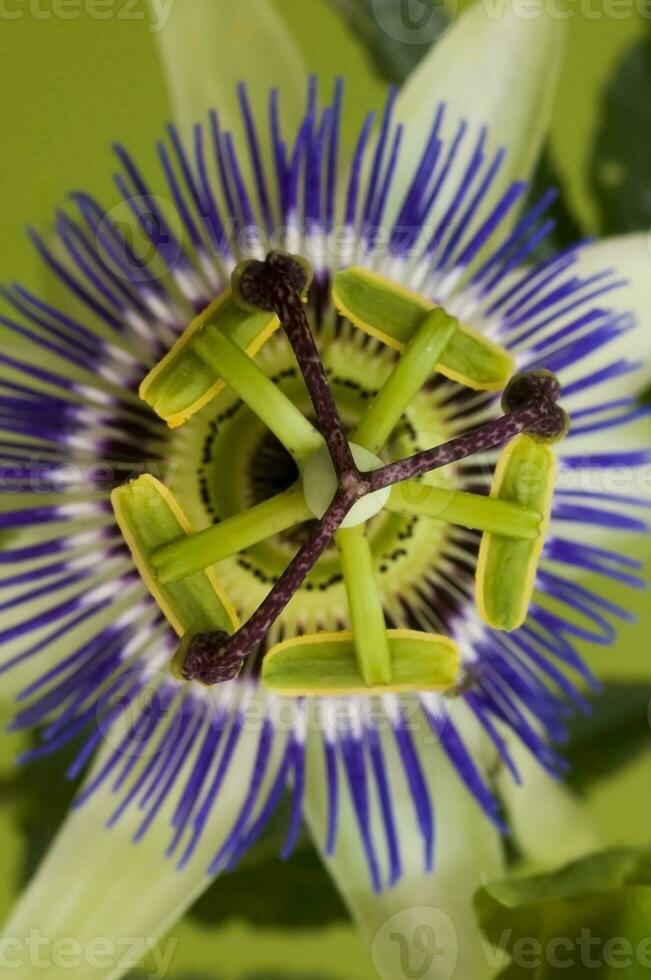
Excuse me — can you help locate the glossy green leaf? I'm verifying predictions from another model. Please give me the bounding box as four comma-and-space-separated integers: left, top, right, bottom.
333, 266, 513, 390
111, 476, 239, 637
262, 630, 460, 695
188, 844, 346, 931
591, 35, 651, 235
477, 435, 553, 632
564, 682, 651, 794
476, 847, 651, 979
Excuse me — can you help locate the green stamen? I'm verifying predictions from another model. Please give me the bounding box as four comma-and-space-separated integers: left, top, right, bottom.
387, 481, 542, 540
333, 266, 514, 391
192, 328, 323, 461
352, 308, 458, 454
151, 486, 312, 584
140, 289, 279, 428
477, 433, 557, 631
337, 526, 392, 686
111, 476, 239, 638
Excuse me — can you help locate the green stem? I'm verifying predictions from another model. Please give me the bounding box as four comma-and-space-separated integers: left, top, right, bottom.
337, 525, 392, 686
387, 481, 542, 539
152, 486, 312, 583
192, 326, 323, 461
352, 308, 458, 454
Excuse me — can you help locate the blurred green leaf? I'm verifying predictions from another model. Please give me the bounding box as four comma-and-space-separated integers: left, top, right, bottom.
563, 682, 651, 793
476, 846, 651, 979
327, 0, 450, 84
242, 973, 337, 979
128, 972, 336, 979
8, 735, 80, 886
591, 34, 651, 235
188, 844, 346, 929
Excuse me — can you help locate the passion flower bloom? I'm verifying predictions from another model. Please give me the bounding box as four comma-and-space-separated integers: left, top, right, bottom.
2, 3, 651, 979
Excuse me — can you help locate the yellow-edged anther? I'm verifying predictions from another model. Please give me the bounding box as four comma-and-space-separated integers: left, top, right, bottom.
332, 266, 514, 391
476, 434, 556, 632
262, 629, 460, 696
111, 475, 239, 637
139, 289, 279, 428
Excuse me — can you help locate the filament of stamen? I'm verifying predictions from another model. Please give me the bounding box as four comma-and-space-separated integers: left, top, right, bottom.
337, 526, 392, 685
352, 307, 458, 454
387, 482, 542, 540
152, 486, 312, 583
192, 328, 323, 461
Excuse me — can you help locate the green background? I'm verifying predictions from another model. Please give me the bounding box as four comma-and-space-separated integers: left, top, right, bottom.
0, 1, 650, 977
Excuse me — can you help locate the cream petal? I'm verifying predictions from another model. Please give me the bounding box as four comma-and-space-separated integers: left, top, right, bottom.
150, 0, 308, 138
0, 701, 274, 980
388, 0, 567, 222
303, 699, 505, 980
496, 733, 599, 870
551, 234, 651, 398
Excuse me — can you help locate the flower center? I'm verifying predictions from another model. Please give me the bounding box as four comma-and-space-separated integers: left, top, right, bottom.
115, 251, 569, 693
303, 442, 391, 528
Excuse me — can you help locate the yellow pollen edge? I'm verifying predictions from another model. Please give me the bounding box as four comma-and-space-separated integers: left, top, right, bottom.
111, 474, 240, 637
139, 290, 281, 429
332, 266, 513, 392
263, 629, 461, 696
475, 437, 556, 631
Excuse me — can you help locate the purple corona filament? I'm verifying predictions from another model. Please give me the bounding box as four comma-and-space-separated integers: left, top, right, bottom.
178, 252, 567, 686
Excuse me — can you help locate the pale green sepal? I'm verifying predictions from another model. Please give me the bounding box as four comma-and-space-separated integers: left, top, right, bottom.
0, 705, 275, 980
496, 734, 599, 871
333, 267, 513, 391
303, 700, 505, 980
150, 0, 308, 141
555, 234, 651, 397
389, 0, 567, 232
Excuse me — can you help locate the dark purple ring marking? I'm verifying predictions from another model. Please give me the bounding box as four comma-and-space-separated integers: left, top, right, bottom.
177, 252, 567, 686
